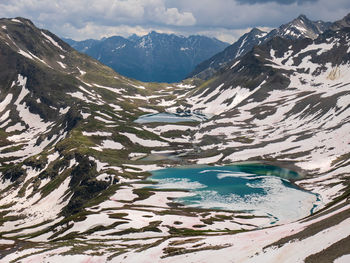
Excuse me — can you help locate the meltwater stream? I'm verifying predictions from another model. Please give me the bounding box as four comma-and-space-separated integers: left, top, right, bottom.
147, 164, 322, 225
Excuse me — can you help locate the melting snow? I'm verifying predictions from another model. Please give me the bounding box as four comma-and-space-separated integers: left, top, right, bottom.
101, 139, 124, 149
230, 60, 240, 69
246, 217, 350, 262
335, 255, 350, 263
93, 83, 123, 94
59, 106, 70, 114
139, 107, 158, 113
57, 61, 67, 69
0, 110, 10, 123
110, 104, 123, 111
0, 239, 14, 245
188, 82, 264, 115
77, 67, 86, 75
11, 18, 22, 23
41, 31, 65, 51
0, 94, 13, 112
94, 116, 114, 124
110, 188, 138, 202
120, 132, 169, 147
5, 122, 25, 132
196, 153, 223, 164
18, 49, 33, 60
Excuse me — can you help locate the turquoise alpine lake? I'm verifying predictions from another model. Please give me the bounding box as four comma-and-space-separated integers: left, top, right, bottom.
147, 163, 322, 224
135, 112, 208, 123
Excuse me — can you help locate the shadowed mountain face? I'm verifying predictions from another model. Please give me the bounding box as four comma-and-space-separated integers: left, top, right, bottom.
64, 32, 229, 83
330, 12, 350, 30
188, 14, 331, 80
0, 13, 350, 263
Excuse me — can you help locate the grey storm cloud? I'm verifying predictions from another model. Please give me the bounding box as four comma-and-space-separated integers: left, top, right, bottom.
236, 0, 317, 5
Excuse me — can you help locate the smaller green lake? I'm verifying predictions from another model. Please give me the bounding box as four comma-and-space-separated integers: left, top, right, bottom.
135, 112, 208, 123
148, 163, 322, 224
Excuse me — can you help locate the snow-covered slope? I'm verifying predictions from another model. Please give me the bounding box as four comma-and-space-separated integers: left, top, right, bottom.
266, 14, 331, 40
190, 14, 331, 80
0, 14, 349, 263
0, 17, 195, 252
191, 27, 350, 179
189, 28, 268, 79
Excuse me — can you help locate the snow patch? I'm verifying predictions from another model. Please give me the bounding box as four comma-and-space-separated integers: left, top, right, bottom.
11, 18, 22, 23
59, 106, 70, 114
57, 61, 67, 69
120, 132, 169, 147
0, 94, 13, 112
41, 31, 65, 51
99, 139, 124, 150
77, 67, 86, 75
18, 49, 33, 60
5, 122, 25, 132
139, 107, 158, 113
196, 153, 223, 164
94, 116, 115, 124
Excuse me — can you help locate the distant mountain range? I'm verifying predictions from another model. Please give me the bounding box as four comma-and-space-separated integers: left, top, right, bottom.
188, 14, 332, 79
64, 32, 229, 83
65, 14, 333, 83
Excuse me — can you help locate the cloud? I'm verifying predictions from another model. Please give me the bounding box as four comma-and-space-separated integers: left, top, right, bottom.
0, 0, 195, 28
236, 0, 317, 5
192, 27, 272, 43
143, 4, 195, 26
0, 0, 348, 42
60, 23, 179, 41
171, 0, 350, 28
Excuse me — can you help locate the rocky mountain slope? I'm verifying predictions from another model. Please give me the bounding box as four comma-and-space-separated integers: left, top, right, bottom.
188, 27, 268, 79
330, 12, 350, 30
0, 14, 349, 263
189, 14, 331, 79
64, 32, 229, 83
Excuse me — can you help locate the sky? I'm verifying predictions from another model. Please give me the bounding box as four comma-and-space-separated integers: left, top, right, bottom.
0, 0, 349, 43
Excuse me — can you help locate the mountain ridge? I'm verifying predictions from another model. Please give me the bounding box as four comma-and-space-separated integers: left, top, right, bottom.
64, 32, 229, 83
188, 14, 332, 80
